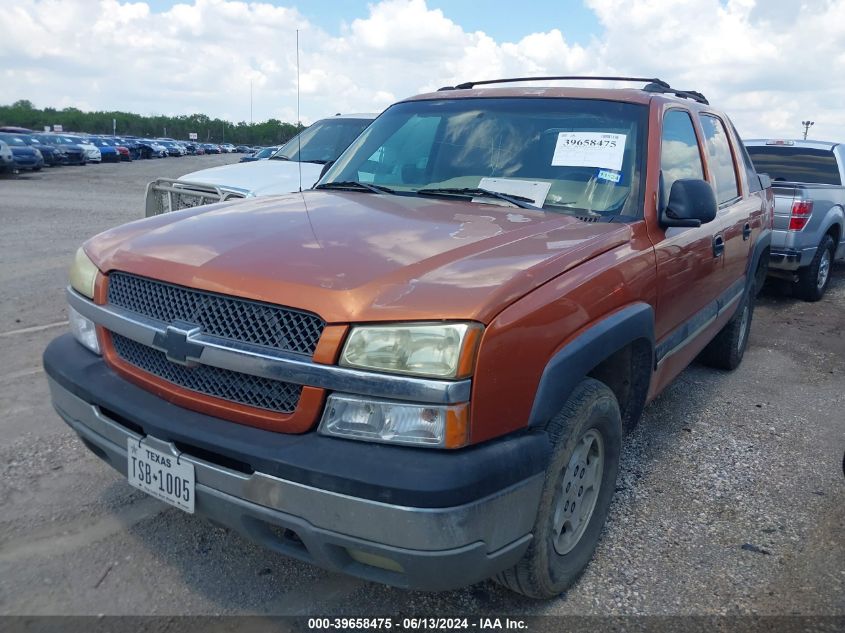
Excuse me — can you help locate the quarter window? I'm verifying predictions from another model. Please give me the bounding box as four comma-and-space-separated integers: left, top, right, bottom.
660, 110, 704, 196
699, 114, 739, 204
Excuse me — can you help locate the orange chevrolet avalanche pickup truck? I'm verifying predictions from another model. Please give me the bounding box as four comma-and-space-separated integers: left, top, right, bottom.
45, 77, 773, 598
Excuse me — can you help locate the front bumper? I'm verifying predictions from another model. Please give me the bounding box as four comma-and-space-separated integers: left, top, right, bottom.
12, 156, 41, 169
44, 334, 548, 590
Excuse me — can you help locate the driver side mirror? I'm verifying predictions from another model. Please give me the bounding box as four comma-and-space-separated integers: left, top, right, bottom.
660, 178, 717, 228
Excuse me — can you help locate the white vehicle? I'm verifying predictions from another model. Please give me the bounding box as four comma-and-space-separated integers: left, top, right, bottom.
65, 134, 102, 163
0, 139, 15, 173
145, 113, 376, 216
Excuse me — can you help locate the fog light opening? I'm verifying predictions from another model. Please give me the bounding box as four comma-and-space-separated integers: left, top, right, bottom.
346, 548, 404, 573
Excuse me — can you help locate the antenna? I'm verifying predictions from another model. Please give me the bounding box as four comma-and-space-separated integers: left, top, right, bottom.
296, 29, 302, 193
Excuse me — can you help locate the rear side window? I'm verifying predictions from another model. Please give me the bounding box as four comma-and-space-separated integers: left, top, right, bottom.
699, 114, 739, 204
729, 122, 762, 192
745, 146, 842, 185
661, 110, 704, 195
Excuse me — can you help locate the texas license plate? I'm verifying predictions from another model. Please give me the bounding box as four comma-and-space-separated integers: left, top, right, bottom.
127, 438, 195, 513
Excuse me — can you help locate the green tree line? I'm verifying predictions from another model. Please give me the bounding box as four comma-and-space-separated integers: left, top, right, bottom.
0, 100, 304, 146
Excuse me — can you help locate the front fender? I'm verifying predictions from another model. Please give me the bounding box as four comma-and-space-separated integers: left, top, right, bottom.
527, 303, 654, 427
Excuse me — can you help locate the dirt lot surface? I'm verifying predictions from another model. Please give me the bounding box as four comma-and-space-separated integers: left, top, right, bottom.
0, 159, 843, 618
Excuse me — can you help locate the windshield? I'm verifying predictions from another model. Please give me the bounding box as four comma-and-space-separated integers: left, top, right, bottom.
255, 147, 277, 158
746, 146, 842, 185
0, 135, 27, 146
321, 98, 646, 217
274, 118, 372, 163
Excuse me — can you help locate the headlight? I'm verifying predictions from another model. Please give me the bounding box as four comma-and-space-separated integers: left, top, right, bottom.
69, 247, 98, 299
340, 322, 482, 379
34, 149, 43, 158
68, 305, 100, 355
319, 393, 468, 448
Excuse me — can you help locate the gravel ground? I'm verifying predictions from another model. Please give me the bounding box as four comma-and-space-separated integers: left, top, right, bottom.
0, 159, 842, 618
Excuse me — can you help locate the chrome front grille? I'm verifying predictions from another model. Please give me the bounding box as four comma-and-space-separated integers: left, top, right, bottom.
111, 333, 302, 413
108, 272, 324, 356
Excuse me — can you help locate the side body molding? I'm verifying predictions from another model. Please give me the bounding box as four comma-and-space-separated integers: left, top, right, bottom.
527, 303, 655, 427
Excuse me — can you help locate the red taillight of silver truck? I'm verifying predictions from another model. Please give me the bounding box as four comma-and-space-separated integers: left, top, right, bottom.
788, 200, 813, 231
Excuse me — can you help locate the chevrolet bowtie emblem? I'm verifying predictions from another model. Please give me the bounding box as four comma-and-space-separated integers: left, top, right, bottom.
152, 321, 204, 366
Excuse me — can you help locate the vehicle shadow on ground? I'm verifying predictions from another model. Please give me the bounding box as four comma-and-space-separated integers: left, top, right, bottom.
1, 172, 41, 181
756, 260, 845, 306
115, 264, 845, 615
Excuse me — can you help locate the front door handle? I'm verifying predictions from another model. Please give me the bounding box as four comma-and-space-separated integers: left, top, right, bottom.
742, 223, 752, 241
713, 234, 725, 257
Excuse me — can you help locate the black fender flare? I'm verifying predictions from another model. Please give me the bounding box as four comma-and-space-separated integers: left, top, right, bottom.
527, 303, 655, 427
750, 228, 772, 288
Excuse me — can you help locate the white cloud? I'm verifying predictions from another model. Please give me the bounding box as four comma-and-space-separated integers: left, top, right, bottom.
0, 0, 843, 139
584, 0, 845, 139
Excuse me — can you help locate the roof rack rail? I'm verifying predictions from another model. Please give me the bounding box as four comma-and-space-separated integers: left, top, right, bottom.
642, 82, 709, 105
437, 75, 709, 105
438, 76, 670, 91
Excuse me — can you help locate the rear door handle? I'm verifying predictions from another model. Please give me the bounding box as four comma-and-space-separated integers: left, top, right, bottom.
713, 234, 725, 257
742, 223, 752, 241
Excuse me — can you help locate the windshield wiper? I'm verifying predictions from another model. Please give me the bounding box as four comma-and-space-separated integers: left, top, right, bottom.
415, 187, 540, 210
314, 181, 396, 194
269, 154, 291, 161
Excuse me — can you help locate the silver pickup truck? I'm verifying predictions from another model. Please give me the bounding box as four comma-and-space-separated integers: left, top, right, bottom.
745, 139, 845, 301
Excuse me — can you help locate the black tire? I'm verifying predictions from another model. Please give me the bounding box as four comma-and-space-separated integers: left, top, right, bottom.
699, 282, 755, 370
33, 166, 42, 171
495, 378, 622, 598
795, 234, 835, 302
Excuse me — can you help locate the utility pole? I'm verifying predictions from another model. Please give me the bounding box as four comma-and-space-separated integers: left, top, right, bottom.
250, 80, 253, 125
801, 120, 814, 140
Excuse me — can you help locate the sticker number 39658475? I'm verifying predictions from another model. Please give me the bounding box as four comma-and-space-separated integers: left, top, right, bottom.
551, 132, 627, 171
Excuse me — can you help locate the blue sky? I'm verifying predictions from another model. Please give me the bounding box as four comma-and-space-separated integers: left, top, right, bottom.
144, 0, 603, 45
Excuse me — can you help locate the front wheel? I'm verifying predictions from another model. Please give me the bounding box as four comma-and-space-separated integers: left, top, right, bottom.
795, 234, 835, 302
495, 378, 621, 598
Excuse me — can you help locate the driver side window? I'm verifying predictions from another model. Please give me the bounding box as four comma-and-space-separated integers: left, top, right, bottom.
661, 109, 705, 196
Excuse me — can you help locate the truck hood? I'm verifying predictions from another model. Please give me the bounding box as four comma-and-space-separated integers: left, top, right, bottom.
178, 160, 324, 196
86, 191, 631, 324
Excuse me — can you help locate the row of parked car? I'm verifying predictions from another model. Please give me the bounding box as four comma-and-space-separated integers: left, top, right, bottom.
0, 125, 278, 174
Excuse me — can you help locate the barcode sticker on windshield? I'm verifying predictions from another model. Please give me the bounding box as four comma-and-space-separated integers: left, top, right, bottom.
551, 132, 626, 171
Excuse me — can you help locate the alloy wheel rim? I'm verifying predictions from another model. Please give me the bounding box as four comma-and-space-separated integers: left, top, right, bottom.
817, 249, 831, 290
552, 429, 604, 555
